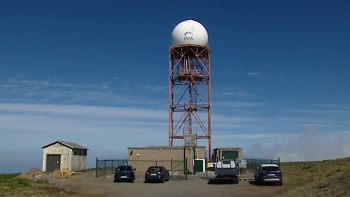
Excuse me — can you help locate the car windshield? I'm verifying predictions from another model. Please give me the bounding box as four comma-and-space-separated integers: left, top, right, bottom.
148, 167, 162, 173
223, 161, 231, 164
117, 166, 132, 171
262, 166, 279, 171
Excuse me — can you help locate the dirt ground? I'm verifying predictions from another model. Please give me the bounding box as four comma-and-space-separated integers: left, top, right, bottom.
45, 171, 293, 197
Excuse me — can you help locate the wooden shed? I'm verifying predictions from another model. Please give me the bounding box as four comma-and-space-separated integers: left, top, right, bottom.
42, 140, 89, 172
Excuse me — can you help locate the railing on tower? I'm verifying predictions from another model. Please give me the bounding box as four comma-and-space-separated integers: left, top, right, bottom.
169, 45, 212, 160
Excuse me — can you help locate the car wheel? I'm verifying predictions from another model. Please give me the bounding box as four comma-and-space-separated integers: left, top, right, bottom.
279, 181, 283, 186
161, 178, 165, 183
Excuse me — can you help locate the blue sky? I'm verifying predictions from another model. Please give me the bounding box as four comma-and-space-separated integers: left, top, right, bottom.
1, 0, 350, 173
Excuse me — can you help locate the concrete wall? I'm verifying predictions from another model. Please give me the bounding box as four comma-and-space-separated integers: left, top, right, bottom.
71, 154, 87, 172
42, 143, 71, 172
127, 146, 205, 174
42, 142, 87, 172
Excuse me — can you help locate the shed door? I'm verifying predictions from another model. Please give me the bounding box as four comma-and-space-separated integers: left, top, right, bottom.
46, 154, 61, 172
194, 160, 204, 172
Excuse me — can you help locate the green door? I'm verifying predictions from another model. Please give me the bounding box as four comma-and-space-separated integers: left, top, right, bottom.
194, 160, 204, 172
222, 151, 238, 160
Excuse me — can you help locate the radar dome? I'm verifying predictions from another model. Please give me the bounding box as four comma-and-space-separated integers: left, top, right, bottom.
171, 19, 208, 46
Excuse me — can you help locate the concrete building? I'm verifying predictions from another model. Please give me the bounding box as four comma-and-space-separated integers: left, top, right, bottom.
212, 147, 243, 161
42, 140, 89, 172
127, 146, 206, 174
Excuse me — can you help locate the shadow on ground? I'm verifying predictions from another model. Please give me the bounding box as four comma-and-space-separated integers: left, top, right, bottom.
248, 181, 281, 186
207, 178, 238, 185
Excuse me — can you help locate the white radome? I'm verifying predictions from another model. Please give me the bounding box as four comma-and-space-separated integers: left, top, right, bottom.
171, 19, 208, 46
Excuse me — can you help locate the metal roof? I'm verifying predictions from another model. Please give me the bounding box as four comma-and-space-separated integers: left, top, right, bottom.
128, 146, 205, 149
259, 164, 279, 167
214, 147, 243, 150
42, 140, 89, 150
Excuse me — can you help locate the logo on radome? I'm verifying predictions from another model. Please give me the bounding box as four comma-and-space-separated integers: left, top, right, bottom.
184, 31, 193, 41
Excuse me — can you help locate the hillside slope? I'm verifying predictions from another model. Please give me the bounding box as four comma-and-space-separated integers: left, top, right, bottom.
275, 157, 350, 197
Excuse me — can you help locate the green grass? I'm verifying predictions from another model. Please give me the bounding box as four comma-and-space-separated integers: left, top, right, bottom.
0, 173, 31, 188
0, 173, 50, 197
0, 173, 21, 180
285, 174, 308, 185
280, 157, 350, 185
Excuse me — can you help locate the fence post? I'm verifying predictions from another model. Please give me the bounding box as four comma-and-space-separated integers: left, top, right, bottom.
95, 157, 98, 177
112, 160, 114, 175
205, 158, 208, 180
278, 157, 280, 165
193, 146, 196, 175
104, 160, 106, 176
185, 157, 188, 179
183, 147, 186, 177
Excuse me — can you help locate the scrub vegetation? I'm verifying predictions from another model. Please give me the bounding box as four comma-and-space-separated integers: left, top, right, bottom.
276, 157, 350, 197
1, 157, 350, 196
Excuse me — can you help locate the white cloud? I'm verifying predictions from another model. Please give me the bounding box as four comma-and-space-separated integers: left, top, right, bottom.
214, 101, 263, 108
246, 72, 260, 77
212, 86, 250, 97
0, 103, 167, 120
321, 104, 350, 110
212, 129, 350, 161
284, 108, 350, 114
0, 102, 349, 172
1, 77, 166, 105
144, 85, 167, 91
1, 76, 350, 172
271, 129, 350, 162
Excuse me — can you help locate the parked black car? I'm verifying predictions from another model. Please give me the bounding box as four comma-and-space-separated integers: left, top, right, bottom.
144, 166, 170, 183
114, 165, 136, 183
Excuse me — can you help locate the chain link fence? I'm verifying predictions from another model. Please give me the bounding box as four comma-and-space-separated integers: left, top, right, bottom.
244, 158, 280, 175
95, 158, 127, 177
202, 157, 281, 180
95, 158, 188, 179
128, 158, 188, 180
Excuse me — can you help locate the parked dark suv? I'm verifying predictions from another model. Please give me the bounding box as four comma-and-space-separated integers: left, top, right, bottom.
254, 164, 283, 185
144, 166, 170, 183
114, 165, 136, 183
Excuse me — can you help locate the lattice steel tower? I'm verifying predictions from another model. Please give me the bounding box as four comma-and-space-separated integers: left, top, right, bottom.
168, 19, 212, 160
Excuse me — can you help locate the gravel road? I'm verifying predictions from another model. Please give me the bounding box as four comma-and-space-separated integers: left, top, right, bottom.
50, 171, 290, 197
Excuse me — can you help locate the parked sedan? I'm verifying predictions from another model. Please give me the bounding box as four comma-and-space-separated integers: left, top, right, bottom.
114, 165, 136, 183
254, 164, 283, 185
144, 166, 170, 183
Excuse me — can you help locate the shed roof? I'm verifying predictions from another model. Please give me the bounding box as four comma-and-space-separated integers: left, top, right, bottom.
128, 146, 205, 149
42, 140, 89, 150
214, 147, 242, 150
